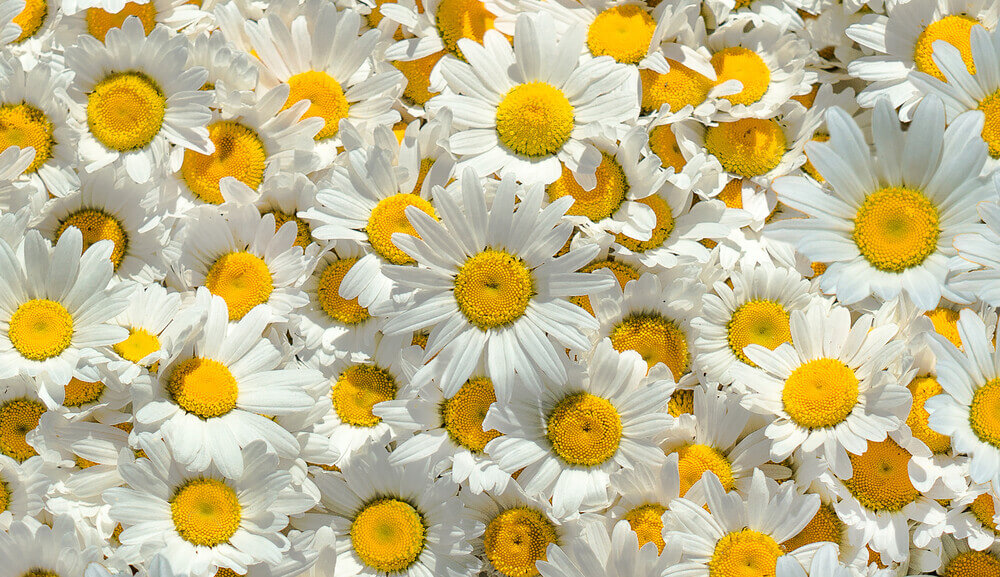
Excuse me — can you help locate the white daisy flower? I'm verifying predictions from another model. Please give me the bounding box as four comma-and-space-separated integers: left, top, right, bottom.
59, 0, 207, 43
133, 291, 322, 477
3, 0, 57, 57
933, 535, 1000, 577
0, 372, 52, 466
64, 17, 213, 183
483, 338, 674, 516
0, 448, 48, 530
0, 516, 103, 577
607, 452, 682, 554
380, 170, 614, 401
186, 30, 259, 115
952, 186, 1000, 306
425, 11, 639, 186
946, 482, 1000, 551
768, 96, 992, 311
537, 519, 683, 577
254, 172, 322, 255
639, 42, 722, 124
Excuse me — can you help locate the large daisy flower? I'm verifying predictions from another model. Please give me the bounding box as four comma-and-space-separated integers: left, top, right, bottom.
64, 17, 213, 183
769, 96, 992, 310
380, 170, 614, 401
425, 12, 639, 186
483, 338, 674, 516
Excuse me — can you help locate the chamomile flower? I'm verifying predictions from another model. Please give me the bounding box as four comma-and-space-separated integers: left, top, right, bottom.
933, 535, 1000, 577
607, 453, 681, 553
0, 516, 103, 577
186, 30, 259, 115
537, 519, 683, 577
64, 17, 213, 183
253, 172, 322, 254
946, 482, 1000, 550
60, 0, 206, 43
769, 96, 992, 311
0, 449, 47, 530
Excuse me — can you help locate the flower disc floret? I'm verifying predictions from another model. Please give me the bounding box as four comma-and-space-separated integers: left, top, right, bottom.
546, 392, 622, 467
87, 71, 166, 151
704, 118, 786, 178
852, 187, 940, 273
167, 358, 239, 419
453, 249, 533, 330
9, 299, 74, 361
350, 498, 426, 572
495, 82, 574, 158
782, 358, 858, 429
483, 507, 557, 577
170, 478, 242, 547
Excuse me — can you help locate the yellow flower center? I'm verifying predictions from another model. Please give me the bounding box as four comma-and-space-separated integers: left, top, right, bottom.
971, 493, 1000, 535
8, 299, 74, 361
87, 72, 166, 152
780, 503, 843, 553
55, 209, 129, 269
978, 89, 1000, 159
181, 121, 266, 205
170, 478, 242, 547
0, 398, 44, 462
483, 507, 557, 577
970, 378, 1000, 447
640, 61, 712, 114
263, 209, 312, 248
21, 571, 59, 577
570, 259, 639, 316
704, 118, 786, 178
0, 477, 8, 513
668, 388, 694, 416
913, 15, 978, 82
782, 358, 859, 429
434, 0, 496, 60
586, 4, 655, 65
709, 529, 783, 577
852, 186, 940, 273
167, 358, 238, 419
113, 327, 161, 366
727, 299, 792, 366
204, 251, 273, 321
332, 364, 396, 427
624, 503, 667, 553
547, 153, 628, 223
12, 0, 46, 43
453, 249, 533, 330
711, 47, 771, 106
718, 179, 744, 209
614, 194, 675, 253
316, 258, 370, 325
395, 52, 444, 106
907, 375, 951, 453
648, 125, 686, 172
495, 82, 574, 158
944, 550, 1000, 577
609, 313, 688, 377
367, 193, 438, 265
791, 85, 819, 109
0, 103, 54, 173
801, 133, 829, 182
63, 377, 105, 408
675, 443, 734, 497
925, 307, 963, 349
283, 71, 350, 141
546, 392, 622, 467
441, 376, 501, 453
843, 438, 919, 512
351, 498, 426, 572
85, 1, 157, 41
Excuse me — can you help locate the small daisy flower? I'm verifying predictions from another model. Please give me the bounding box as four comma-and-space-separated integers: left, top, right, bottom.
0, 448, 48, 530
934, 535, 1000, 577
186, 30, 259, 115
60, 0, 206, 44
0, 516, 103, 577
607, 453, 682, 554
537, 519, 683, 577
947, 482, 1000, 551
254, 172, 322, 254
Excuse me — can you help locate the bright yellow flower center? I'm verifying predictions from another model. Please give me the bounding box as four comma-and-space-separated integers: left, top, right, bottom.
63, 377, 105, 408
913, 15, 978, 82
624, 503, 667, 553
791, 85, 819, 109
316, 258, 370, 325
727, 299, 792, 366
971, 493, 1000, 535
548, 153, 628, 222
925, 307, 963, 348
495, 82, 574, 158
709, 529, 783, 577
970, 378, 1000, 447
782, 358, 858, 429
0, 103, 54, 173
0, 398, 44, 462
676, 443, 734, 496
204, 251, 273, 321
570, 259, 639, 316
85, 1, 157, 41
843, 438, 919, 512
263, 209, 312, 248
453, 249, 533, 330
332, 364, 396, 427
712, 47, 771, 106
546, 392, 622, 467
483, 507, 557, 577
435, 0, 496, 60
852, 186, 940, 273
907, 375, 950, 453
944, 550, 1000, 577
167, 358, 238, 419
978, 89, 1000, 159
609, 312, 688, 377
441, 376, 500, 453
181, 121, 266, 205
114, 327, 161, 365
648, 125, 686, 172
351, 498, 426, 572
586, 4, 655, 65
283, 71, 350, 141
395, 52, 444, 106
614, 194, 676, 253
12, 0, 46, 42
367, 193, 438, 265
87, 72, 166, 152
704, 118, 786, 178
668, 388, 694, 417
780, 503, 843, 552
640, 60, 712, 114
170, 478, 242, 547
55, 209, 129, 269
9, 299, 74, 361
717, 179, 744, 209
0, 476, 9, 513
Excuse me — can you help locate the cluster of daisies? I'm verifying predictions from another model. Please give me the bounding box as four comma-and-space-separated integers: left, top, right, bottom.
6, 0, 1000, 576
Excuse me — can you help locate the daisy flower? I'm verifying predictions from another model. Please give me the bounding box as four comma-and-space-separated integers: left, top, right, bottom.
607, 452, 682, 553
952, 185, 1000, 306
933, 535, 1000, 577
946, 482, 1000, 551
186, 30, 259, 115
60, 0, 206, 44
4, 0, 57, 56
425, 12, 639, 186
0, 228, 131, 386
380, 170, 614, 401
253, 172, 322, 254
0, 516, 103, 577
537, 519, 683, 577
769, 96, 992, 310
0, 448, 47, 530
64, 17, 213, 183
132, 291, 322, 477
483, 338, 674, 516
734, 302, 909, 475
0, 372, 51, 465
